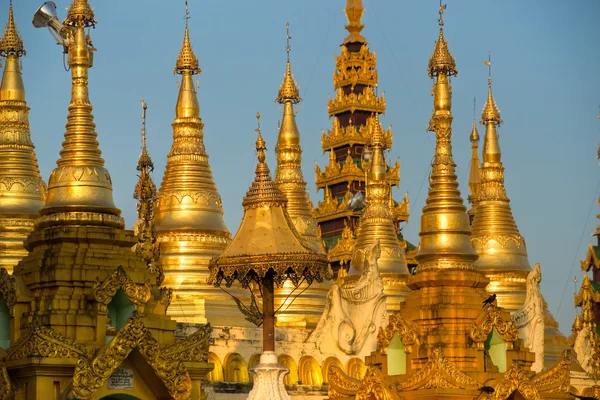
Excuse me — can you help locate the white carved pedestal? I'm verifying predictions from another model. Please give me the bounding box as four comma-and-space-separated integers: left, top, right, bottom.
247, 351, 290, 400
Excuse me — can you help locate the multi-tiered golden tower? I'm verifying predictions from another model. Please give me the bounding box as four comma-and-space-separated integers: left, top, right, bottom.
315, 0, 408, 268
273, 28, 329, 328
0, 1, 46, 274
154, 6, 245, 326
0, 2, 211, 398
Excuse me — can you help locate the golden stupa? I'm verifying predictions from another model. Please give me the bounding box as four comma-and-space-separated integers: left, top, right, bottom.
0, 2, 211, 398
273, 28, 330, 328
349, 118, 410, 312
154, 6, 247, 326
0, 1, 46, 274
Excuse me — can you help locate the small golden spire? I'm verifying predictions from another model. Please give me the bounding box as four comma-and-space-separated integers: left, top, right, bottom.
0, 0, 25, 57
175, 1, 201, 75
65, 0, 96, 27
427, 2, 457, 77
482, 53, 501, 124
243, 112, 288, 210
468, 98, 481, 218
133, 100, 161, 283
276, 23, 301, 104
343, 0, 366, 44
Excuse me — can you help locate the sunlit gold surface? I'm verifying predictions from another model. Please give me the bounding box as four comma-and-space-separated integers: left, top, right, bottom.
38, 1, 122, 229
470, 78, 530, 311
155, 16, 237, 325
351, 119, 409, 312
0, 3, 212, 398
467, 120, 480, 219
0, 3, 45, 274
274, 43, 329, 327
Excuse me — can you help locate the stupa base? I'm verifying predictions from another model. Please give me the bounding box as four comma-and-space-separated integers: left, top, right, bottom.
247, 351, 290, 400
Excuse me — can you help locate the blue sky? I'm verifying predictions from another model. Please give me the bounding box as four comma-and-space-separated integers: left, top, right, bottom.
5, 0, 599, 333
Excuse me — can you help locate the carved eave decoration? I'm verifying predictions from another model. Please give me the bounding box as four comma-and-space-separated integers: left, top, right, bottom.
327, 223, 356, 265
328, 87, 386, 116
321, 118, 392, 150
327, 365, 362, 399
71, 311, 202, 400
0, 348, 11, 400
6, 318, 90, 361
392, 196, 410, 223
396, 348, 481, 391
471, 234, 526, 250
494, 362, 541, 400
0, 269, 16, 308
334, 45, 377, 77
92, 265, 152, 309
530, 349, 570, 395
377, 312, 419, 354
580, 243, 600, 272
470, 305, 519, 350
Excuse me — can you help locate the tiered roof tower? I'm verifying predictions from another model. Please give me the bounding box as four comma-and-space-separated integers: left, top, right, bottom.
0, 1, 46, 274
315, 0, 408, 268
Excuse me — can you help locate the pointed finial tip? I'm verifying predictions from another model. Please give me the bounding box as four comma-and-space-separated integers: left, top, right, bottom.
427, 3, 457, 78
254, 112, 267, 163
277, 26, 301, 104
175, 0, 201, 75
65, 0, 96, 27
0, 0, 25, 57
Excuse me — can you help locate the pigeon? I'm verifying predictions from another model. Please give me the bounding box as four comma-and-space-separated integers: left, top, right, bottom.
482, 294, 497, 308
479, 386, 495, 394
569, 393, 598, 400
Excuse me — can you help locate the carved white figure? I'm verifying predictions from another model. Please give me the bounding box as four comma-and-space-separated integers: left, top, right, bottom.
511, 263, 545, 372
309, 240, 388, 358
574, 326, 592, 374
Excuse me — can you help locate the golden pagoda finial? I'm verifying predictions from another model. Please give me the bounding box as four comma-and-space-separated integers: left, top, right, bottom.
242, 112, 288, 210
482, 52, 501, 124
175, 0, 201, 75
38, 0, 122, 229
133, 100, 161, 283
0, 0, 25, 57
428, 2, 457, 78
276, 23, 301, 104
65, 0, 96, 27
468, 98, 481, 217
343, 0, 366, 44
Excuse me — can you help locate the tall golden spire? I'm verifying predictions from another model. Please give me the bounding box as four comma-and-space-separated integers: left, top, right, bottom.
155, 1, 235, 325
402, 5, 489, 371
471, 55, 530, 311
467, 98, 481, 221
343, 0, 366, 44
38, 0, 122, 229
351, 118, 409, 312
0, 1, 46, 273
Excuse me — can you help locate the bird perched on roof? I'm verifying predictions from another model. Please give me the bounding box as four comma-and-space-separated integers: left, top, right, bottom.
479, 386, 495, 394
570, 392, 598, 400
482, 294, 497, 308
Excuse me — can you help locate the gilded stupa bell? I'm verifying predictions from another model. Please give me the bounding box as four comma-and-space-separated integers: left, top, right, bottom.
0, 1, 46, 273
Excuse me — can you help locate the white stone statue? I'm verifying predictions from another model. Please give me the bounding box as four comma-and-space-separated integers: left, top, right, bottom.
574, 326, 592, 374
308, 240, 388, 358
511, 263, 545, 372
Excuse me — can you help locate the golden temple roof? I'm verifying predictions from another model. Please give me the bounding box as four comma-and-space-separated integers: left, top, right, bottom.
0, 1, 24, 57
343, 0, 366, 44
208, 118, 330, 288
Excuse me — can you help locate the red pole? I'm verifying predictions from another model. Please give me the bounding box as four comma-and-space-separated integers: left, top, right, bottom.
262, 271, 275, 352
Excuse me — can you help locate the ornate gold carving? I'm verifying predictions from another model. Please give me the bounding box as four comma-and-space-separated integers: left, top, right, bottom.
0, 268, 16, 307
581, 242, 600, 271
327, 221, 355, 265
377, 313, 418, 354
327, 365, 362, 398
0, 348, 11, 400
162, 323, 212, 363
92, 265, 151, 306
72, 312, 195, 400
397, 348, 481, 390
494, 362, 540, 400
328, 87, 386, 116
6, 318, 90, 361
355, 366, 400, 400
531, 349, 570, 394
469, 305, 519, 349
471, 234, 525, 249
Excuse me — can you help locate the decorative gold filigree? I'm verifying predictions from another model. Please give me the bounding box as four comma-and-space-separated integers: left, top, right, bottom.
397, 348, 481, 390
6, 318, 89, 361
471, 234, 525, 249
327, 365, 363, 397
0, 348, 11, 400
92, 265, 151, 306
0, 268, 16, 307
581, 243, 600, 272
531, 349, 570, 394
162, 324, 212, 363
494, 362, 540, 400
327, 221, 355, 265
377, 313, 418, 354
355, 367, 400, 400
72, 312, 195, 400
469, 305, 519, 349
328, 87, 386, 116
